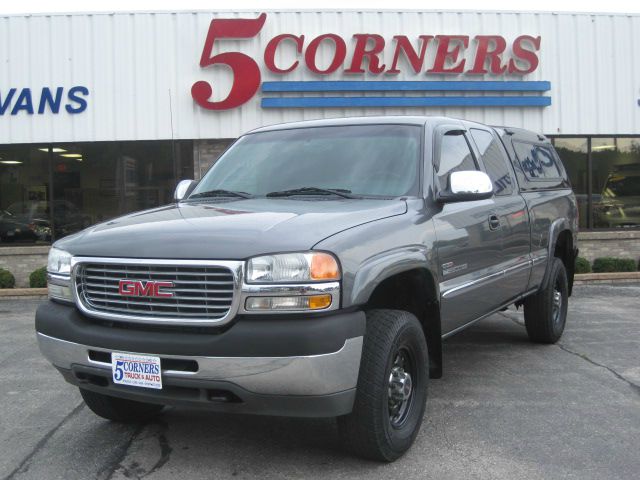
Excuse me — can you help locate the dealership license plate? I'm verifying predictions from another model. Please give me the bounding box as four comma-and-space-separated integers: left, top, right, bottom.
111, 352, 162, 390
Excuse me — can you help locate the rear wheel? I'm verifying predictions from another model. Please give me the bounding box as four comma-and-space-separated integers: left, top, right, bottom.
80, 389, 164, 423
338, 309, 428, 462
523, 257, 569, 343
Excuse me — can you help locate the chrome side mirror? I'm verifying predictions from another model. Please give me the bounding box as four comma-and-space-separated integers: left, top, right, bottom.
438, 171, 493, 203
174, 179, 197, 201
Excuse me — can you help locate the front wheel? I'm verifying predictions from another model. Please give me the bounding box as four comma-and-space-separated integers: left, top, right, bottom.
523, 257, 569, 343
338, 309, 428, 462
80, 389, 164, 423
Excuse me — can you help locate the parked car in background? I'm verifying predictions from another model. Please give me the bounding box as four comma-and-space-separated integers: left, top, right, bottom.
0, 208, 39, 242
593, 170, 640, 228
0, 200, 91, 242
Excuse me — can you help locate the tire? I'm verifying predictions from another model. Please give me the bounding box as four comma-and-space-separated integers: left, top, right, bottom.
80, 388, 164, 423
523, 257, 569, 343
337, 309, 428, 462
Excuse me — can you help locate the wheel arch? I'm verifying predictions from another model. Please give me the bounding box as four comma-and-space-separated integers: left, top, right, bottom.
351, 249, 442, 379
542, 219, 576, 296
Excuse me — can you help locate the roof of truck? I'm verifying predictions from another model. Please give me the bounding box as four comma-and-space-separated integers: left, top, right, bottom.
248, 116, 545, 140
249, 116, 442, 133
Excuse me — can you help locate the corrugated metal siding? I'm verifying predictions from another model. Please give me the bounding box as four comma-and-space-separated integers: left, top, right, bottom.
0, 10, 639, 144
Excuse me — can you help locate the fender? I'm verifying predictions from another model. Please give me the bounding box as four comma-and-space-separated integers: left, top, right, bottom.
539, 217, 571, 291
349, 245, 443, 379
349, 245, 437, 306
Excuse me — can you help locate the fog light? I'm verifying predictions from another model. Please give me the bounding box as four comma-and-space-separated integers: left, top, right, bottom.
245, 294, 332, 311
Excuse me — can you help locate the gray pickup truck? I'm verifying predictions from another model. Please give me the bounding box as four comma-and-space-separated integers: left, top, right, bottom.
37, 116, 578, 461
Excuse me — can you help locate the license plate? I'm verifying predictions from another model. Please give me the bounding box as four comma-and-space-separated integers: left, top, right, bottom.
111, 352, 162, 390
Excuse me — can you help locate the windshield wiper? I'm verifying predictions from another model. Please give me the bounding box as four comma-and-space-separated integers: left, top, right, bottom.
266, 187, 358, 199
187, 189, 253, 200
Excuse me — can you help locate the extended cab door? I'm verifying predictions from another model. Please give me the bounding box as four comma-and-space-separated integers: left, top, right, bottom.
468, 127, 531, 302
432, 126, 506, 335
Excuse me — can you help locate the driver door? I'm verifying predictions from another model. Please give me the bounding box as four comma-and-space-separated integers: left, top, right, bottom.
432, 127, 504, 335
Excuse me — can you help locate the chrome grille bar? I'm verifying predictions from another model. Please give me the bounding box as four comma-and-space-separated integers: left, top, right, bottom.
71, 257, 243, 326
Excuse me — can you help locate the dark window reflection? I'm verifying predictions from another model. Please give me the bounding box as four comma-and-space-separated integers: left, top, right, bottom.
49, 140, 193, 240
554, 138, 588, 229
51, 143, 120, 238
592, 138, 640, 229
0, 145, 51, 244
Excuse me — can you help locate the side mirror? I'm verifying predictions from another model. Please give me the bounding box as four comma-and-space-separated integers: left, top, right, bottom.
437, 171, 493, 203
174, 179, 197, 201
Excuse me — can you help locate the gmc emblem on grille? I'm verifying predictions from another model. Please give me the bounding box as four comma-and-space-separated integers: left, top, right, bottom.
118, 280, 175, 298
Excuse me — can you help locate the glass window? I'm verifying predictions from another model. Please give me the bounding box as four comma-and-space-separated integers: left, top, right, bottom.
470, 128, 514, 196
52, 143, 122, 239
192, 126, 421, 197
119, 141, 177, 213
437, 133, 478, 190
513, 141, 562, 180
0, 145, 51, 244
50, 140, 192, 240
1, 140, 194, 245
592, 137, 640, 229
554, 138, 588, 229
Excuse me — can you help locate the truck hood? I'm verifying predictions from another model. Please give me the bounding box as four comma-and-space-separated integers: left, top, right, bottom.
55, 198, 407, 259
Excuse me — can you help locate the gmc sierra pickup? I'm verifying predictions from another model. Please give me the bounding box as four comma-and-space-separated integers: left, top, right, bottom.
36, 116, 578, 461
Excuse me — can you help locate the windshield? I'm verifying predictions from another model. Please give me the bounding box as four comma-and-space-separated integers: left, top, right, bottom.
190, 125, 422, 198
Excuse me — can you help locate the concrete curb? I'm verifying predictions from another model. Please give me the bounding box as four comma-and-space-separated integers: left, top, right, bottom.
0, 288, 48, 298
574, 271, 640, 284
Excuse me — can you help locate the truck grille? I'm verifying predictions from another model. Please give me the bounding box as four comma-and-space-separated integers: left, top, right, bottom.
75, 262, 236, 321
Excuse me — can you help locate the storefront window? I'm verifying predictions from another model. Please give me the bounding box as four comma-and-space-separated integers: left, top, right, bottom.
119, 142, 176, 213
0, 145, 51, 244
51, 143, 122, 239
0, 140, 193, 245
50, 141, 193, 239
592, 137, 640, 229
554, 138, 589, 229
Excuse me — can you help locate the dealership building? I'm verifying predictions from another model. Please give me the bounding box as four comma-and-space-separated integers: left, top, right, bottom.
1, 9, 640, 285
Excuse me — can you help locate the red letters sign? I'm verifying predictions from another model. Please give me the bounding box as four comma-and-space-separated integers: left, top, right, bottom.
191, 13, 542, 110
118, 280, 174, 298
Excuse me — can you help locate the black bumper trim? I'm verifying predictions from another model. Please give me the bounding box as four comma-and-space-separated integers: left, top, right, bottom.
59, 366, 355, 418
36, 301, 365, 357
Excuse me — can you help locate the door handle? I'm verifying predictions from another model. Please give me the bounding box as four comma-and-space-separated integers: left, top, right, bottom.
488, 214, 501, 230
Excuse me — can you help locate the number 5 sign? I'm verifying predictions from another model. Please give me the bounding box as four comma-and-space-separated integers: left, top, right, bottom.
191, 13, 266, 110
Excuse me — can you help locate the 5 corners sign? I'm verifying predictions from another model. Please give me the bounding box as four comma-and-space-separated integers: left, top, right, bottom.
191, 12, 545, 111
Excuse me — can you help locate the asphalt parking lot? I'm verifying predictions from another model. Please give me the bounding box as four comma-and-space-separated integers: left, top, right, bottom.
1, 284, 639, 480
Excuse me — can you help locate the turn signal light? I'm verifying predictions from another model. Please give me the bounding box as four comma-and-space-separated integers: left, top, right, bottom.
310, 253, 340, 280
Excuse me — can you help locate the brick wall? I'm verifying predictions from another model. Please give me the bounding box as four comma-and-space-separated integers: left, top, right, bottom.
577, 231, 640, 263
193, 139, 234, 180
0, 246, 49, 288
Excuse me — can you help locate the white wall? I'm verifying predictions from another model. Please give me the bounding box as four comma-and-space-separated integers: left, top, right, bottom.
0, 10, 639, 143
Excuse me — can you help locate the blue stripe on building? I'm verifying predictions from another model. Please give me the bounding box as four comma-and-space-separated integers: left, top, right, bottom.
261, 96, 552, 108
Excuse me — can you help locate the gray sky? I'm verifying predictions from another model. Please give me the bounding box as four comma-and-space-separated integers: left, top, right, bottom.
1, 0, 639, 15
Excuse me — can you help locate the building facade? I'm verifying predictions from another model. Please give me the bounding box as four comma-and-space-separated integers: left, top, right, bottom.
1, 10, 639, 270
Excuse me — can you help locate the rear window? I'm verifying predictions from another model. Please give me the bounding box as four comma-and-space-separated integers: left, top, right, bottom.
513, 141, 562, 180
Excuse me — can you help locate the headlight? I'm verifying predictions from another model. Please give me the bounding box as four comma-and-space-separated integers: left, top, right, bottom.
246, 252, 340, 283
47, 247, 73, 303
47, 247, 72, 275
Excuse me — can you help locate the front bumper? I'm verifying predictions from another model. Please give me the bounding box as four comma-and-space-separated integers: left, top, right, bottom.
36, 302, 365, 417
